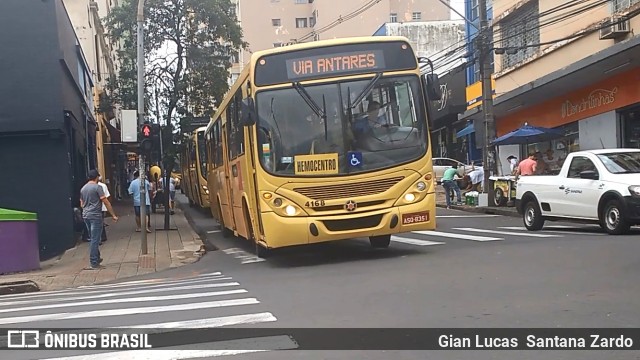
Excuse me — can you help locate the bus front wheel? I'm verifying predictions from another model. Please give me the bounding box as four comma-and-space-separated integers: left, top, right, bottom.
369, 235, 391, 248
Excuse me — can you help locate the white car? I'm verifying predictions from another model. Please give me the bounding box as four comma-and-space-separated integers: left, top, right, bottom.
433, 157, 471, 183
515, 149, 640, 235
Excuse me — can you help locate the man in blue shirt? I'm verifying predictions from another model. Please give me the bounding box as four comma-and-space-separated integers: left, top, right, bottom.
128, 171, 153, 233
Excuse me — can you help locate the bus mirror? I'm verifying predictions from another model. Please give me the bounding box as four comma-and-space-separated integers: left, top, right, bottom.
241, 98, 256, 126
425, 74, 442, 101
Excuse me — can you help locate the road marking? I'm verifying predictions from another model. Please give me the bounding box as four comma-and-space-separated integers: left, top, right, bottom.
0, 289, 248, 314
0, 298, 260, 325
39, 335, 299, 359
498, 226, 604, 236
0, 278, 237, 305
223, 248, 266, 264
454, 227, 561, 238
207, 230, 221, 233
412, 230, 503, 242
115, 312, 278, 329
436, 215, 501, 218
39, 350, 266, 360
391, 236, 445, 246
0, 274, 230, 300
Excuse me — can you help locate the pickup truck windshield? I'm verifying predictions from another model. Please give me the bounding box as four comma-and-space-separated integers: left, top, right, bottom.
597, 152, 640, 174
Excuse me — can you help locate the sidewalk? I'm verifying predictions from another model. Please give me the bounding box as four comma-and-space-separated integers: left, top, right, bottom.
0, 200, 206, 294
435, 187, 519, 217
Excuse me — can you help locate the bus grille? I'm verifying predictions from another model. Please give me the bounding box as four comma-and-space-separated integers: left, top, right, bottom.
293, 176, 404, 201
322, 214, 383, 231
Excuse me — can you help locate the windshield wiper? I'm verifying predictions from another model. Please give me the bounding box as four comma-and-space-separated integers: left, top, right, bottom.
293, 82, 328, 141
350, 73, 382, 110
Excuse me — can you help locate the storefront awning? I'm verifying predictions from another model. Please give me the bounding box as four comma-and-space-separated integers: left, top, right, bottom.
456, 123, 475, 138
494, 34, 640, 117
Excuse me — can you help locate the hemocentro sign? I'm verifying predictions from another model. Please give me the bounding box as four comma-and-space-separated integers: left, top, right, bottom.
254, 41, 417, 86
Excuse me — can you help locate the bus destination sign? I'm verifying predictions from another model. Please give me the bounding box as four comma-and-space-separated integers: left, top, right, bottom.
285, 50, 385, 81
254, 41, 417, 86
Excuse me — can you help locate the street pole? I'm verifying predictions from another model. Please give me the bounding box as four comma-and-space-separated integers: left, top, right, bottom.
137, 0, 148, 254
478, 0, 497, 205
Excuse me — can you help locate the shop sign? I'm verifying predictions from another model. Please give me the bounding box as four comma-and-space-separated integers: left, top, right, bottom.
561, 87, 618, 119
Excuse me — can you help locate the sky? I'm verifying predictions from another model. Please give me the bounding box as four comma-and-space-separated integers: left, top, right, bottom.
449, 0, 466, 21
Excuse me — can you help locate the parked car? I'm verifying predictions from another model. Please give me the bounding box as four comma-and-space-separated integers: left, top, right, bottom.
433, 157, 472, 184
515, 149, 640, 235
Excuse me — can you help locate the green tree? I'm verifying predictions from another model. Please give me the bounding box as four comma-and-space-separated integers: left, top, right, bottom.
105, 0, 246, 139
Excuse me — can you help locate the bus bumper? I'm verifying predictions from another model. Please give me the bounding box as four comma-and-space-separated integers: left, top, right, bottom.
260, 194, 436, 248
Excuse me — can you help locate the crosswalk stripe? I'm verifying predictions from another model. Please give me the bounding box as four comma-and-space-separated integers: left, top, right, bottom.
0, 289, 248, 314
453, 227, 561, 238
436, 215, 500, 218
39, 334, 300, 359
0, 298, 260, 325
391, 236, 445, 246
115, 312, 278, 329
78, 274, 230, 291
79, 272, 224, 289
0, 280, 239, 306
498, 226, 604, 235
412, 230, 503, 242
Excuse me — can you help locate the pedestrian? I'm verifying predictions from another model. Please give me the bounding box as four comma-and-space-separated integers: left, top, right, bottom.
128, 170, 153, 233
80, 169, 118, 270
98, 175, 110, 243
441, 164, 462, 209
515, 152, 538, 180
159, 172, 177, 215
507, 155, 518, 175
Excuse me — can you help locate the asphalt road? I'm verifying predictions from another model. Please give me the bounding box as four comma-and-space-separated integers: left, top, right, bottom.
1, 193, 638, 360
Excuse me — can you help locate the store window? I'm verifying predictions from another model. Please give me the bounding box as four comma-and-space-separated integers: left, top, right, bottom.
621, 107, 640, 149
524, 122, 579, 175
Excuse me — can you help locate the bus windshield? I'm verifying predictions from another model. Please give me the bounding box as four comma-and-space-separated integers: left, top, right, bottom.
197, 131, 207, 179
256, 75, 427, 176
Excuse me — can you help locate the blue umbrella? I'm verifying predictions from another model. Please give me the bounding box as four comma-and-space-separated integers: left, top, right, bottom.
491, 123, 565, 146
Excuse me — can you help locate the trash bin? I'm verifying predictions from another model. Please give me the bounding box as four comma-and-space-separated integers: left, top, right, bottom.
0, 208, 39, 274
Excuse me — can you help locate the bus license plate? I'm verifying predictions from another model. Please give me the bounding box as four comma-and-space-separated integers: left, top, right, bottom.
402, 211, 430, 225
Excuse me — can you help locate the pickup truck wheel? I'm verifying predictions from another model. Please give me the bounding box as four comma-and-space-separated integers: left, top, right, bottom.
602, 200, 630, 235
523, 200, 545, 231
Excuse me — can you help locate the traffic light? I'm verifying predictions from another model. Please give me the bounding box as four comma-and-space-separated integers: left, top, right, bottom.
139, 123, 153, 153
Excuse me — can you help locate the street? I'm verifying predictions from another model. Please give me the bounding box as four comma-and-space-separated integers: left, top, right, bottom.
1, 194, 639, 359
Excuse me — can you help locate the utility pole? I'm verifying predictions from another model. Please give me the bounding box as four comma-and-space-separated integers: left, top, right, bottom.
477, 0, 497, 205
137, 0, 148, 254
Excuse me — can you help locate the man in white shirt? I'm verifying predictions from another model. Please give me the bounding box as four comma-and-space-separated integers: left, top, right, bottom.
98, 176, 110, 242
465, 165, 484, 192
159, 174, 177, 215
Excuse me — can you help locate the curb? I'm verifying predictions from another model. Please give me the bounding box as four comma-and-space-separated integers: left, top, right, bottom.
436, 204, 520, 217
177, 202, 220, 252
0, 279, 40, 295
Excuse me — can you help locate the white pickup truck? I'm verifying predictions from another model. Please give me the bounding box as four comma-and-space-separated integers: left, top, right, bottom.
515, 149, 640, 235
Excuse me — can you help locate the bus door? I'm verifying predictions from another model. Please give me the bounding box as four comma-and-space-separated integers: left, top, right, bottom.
220, 123, 237, 232
227, 92, 249, 239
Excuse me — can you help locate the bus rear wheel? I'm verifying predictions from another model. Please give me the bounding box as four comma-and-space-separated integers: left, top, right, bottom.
369, 235, 391, 248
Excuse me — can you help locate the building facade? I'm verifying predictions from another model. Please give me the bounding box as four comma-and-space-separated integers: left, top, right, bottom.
0, 0, 101, 259
491, 0, 640, 173
63, 0, 123, 196
230, 0, 451, 82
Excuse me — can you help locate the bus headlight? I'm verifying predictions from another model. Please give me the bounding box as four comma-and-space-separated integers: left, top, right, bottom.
285, 205, 296, 216
273, 198, 283, 207
416, 181, 426, 191
404, 193, 416, 203
202, 185, 209, 195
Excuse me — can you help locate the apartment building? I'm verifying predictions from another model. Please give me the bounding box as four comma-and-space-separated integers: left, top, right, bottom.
63, 0, 123, 195
490, 0, 640, 167
229, 0, 451, 82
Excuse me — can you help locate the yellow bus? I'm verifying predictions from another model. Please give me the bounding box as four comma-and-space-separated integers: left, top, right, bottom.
205, 36, 442, 256
180, 127, 210, 209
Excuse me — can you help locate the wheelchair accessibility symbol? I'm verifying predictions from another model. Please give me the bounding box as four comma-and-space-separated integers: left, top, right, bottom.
348, 151, 363, 167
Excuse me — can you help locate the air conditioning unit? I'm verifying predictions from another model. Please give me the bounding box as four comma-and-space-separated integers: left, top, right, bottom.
600, 16, 630, 40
